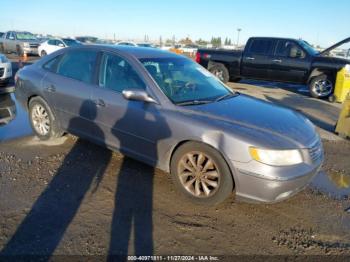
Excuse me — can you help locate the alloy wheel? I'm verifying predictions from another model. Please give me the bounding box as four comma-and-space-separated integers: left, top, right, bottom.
31, 104, 50, 136
312, 79, 333, 97
177, 152, 220, 198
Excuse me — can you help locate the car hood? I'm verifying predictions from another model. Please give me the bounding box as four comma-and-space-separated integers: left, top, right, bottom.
320, 37, 350, 56
184, 94, 317, 148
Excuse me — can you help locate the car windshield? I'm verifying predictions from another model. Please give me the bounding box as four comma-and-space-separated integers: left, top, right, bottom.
63, 39, 80, 46
139, 57, 234, 104
298, 40, 319, 56
16, 32, 37, 40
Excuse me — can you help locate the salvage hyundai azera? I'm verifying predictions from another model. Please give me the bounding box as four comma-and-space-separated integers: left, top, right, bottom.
15, 45, 324, 205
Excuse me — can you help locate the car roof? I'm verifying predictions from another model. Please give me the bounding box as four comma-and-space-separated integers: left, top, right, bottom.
250, 36, 300, 42
72, 44, 182, 59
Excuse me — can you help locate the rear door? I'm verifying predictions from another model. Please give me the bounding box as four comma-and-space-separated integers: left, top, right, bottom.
41, 49, 98, 137
241, 38, 275, 80
269, 40, 311, 83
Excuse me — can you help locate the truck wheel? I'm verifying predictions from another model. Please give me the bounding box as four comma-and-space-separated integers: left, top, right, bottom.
16, 45, 24, 57
29, 97, 63, 140
170, 141, 234, 206
309, 74, 334, 98
209, 63, 230, 83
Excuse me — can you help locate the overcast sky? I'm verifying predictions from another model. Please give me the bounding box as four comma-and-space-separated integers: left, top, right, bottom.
0, 0, 348, 47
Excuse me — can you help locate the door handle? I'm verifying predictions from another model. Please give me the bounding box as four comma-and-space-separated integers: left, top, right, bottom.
246, 57, 255, 61
272, 59, 282, 63
93, 99, 106, 107
46, 85, 56, 92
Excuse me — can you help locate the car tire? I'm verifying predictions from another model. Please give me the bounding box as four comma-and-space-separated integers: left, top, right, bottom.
41, 50, 47, 57
309, 74, 334, 98
170, 141, 234, 205
29, 97, 63, 140
16, 45, 24, 57
209, 63, 230, 83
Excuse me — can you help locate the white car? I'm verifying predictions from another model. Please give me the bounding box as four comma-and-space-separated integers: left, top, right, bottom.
38, 38, 81, 57
0, 54, 12, 92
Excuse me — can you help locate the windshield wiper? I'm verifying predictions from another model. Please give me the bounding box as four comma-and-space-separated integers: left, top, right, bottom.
175, 99, 215, 106
215, 92, 240, 102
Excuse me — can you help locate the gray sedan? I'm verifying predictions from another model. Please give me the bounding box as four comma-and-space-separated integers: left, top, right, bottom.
15, 45, 323, 205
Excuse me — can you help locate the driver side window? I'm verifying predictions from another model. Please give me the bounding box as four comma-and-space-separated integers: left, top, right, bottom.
98, 53, 146, 92
275, 40, 305, 59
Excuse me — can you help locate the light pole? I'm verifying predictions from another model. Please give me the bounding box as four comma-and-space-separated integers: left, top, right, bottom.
236, 28, 242, 48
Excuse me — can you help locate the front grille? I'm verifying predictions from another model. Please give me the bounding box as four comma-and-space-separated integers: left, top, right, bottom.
0, 68, 4, 77
308, 139, 323, 162
29, 44, 39, 48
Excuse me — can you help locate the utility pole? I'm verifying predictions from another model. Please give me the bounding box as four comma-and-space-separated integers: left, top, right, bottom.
236, 28, 242, 48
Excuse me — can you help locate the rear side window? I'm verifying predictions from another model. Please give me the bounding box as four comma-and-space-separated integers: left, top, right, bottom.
47, 39, 56, 45
43, 55, 62, 72
248, 39, 274, 55
57, 50, 97, 83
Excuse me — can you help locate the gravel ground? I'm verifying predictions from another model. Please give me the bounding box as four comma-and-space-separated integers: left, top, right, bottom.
0, 135, 349, 258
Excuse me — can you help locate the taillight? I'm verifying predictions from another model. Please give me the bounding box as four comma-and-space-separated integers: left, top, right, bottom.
195, 52, 201, 63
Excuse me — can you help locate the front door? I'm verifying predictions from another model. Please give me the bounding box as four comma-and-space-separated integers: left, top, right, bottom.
91, 51, 162, 164
269, 40, 311, 83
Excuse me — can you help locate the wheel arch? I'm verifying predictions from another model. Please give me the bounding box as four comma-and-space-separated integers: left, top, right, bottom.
307, 68, 337, 84
168, 139, 236, 191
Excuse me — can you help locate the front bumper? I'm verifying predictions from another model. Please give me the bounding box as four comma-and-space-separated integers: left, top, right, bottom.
231, 141, 323, 203
23, 47, 39, 55
0, 62, 12, 80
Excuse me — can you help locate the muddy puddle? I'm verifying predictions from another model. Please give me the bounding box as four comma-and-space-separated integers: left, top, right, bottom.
310, 171, 350, 200
0, 93, 32, 142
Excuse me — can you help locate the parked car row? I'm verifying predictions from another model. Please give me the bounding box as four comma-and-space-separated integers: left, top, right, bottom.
0, 54, 12, 92
196, 37, 350, 99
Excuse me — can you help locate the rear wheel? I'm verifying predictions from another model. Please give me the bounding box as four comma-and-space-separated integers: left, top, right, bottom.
171, 142, 234, 205
309, 74, 334, 98
29, 97, 63, 140
209, 63, 230, 83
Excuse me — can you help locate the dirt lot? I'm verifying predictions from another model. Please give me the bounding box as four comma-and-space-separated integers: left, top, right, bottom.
0, 57, 350, 259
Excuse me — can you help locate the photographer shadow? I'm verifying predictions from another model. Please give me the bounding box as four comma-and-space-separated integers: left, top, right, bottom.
0, 100, 112, 257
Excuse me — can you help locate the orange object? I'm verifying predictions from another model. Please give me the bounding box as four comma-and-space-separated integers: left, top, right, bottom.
169, 48, 184, 55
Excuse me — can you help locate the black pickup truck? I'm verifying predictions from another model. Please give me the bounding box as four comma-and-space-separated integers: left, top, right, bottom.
196, 37, 350, 98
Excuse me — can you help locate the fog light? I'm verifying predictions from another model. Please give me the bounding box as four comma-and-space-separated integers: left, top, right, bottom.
275, 190, 294, 201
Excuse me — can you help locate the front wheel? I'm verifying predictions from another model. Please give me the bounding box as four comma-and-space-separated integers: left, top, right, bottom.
170, 142, 234, 205
29, 97, 63, 140
309, 74, 334, 98
41, 50, 47, 57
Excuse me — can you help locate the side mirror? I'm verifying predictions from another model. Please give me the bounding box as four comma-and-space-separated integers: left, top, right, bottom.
122, 89, 157, 103
58, 43, 65, 47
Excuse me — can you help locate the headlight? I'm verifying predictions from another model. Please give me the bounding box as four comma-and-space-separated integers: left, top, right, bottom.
249, 147, 303, 166
23, 42, 30, 48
